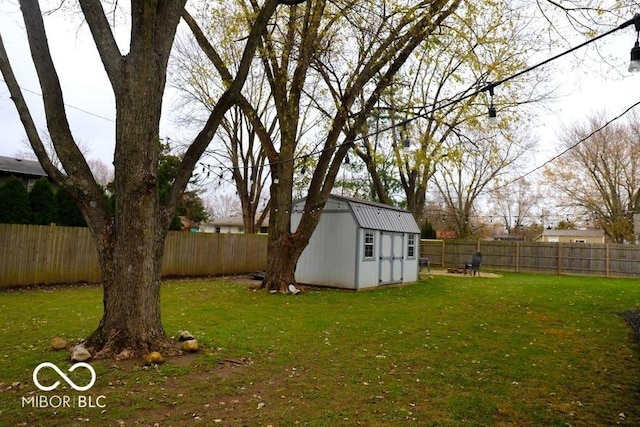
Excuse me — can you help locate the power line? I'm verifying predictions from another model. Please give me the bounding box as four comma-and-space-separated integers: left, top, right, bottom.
3, 13, 638, 184
202, 13, 640, 174
0, 78, 115, 123
490, 99, 640, 192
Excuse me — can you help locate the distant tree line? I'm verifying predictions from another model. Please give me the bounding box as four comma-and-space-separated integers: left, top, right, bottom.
0, 176, 86, 226
0, 148, 209, 230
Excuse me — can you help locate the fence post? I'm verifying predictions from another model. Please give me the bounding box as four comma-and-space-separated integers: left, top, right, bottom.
515, 242, 520, 273
606, 243, 610, 277
557, 242, 562, 276
441, 240, 446, 268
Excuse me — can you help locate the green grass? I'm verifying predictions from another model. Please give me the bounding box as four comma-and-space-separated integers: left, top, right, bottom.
1, 273, 640, 426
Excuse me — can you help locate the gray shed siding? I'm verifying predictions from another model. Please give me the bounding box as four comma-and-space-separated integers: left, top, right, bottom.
292, 199, 358, 288
292, 195, 420, 289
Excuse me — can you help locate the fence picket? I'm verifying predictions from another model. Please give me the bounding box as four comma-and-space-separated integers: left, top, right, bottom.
0, 224, 268, 288
2, 225, 639, 288
420, 239, 640, 278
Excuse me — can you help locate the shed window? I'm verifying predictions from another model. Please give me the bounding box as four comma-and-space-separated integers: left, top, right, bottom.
407, 234, 416, 257
364, 231, 375, 259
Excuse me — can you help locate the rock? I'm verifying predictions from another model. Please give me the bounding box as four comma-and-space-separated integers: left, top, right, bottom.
182, 339, 199, 353
143, 351, 164, 366
71, 345, 91, 362
179, 331, 194, 341
116, 349, 134, 361
288, 284, 300, 294
51, 337, 67, 351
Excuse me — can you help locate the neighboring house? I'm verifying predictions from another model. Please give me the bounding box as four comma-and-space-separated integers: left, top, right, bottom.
0, 156, 48, 190
534, 228, 605, 244
199, 214, 269, 234
291, 194, 421, 290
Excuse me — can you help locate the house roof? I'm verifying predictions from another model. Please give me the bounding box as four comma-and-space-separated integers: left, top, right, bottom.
298, 194, 421, 234
0, 156, 47, 178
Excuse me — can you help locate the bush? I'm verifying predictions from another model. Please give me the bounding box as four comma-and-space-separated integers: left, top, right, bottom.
56, 189, 87, 227
29, 178, 58, 225
0, 176, 31, 224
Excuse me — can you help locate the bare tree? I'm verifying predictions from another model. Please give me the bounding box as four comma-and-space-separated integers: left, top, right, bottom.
431, 128, 535, 239
544, 112, 640, 243
170, 27, 274, 234
356, 0, 551, 225
86, 158, 113, 187
204, 193, 242, 219
0, 0, 305, 358
187, 0, 462, 291
489, 178, 541, 236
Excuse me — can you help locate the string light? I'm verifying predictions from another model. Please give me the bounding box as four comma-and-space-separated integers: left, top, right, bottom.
480, 12, 640, 121
629, 14, 640, 72
486, 83, 497, 125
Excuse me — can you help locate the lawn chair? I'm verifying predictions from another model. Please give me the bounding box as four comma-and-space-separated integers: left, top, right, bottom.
419, 257, 431, 272
464, 252, 482, 276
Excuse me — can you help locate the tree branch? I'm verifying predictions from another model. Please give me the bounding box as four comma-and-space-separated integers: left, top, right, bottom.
18, 2, 96, 173
78, 0, 124, 93
0, 33, 62, 183
181, 9, 233, 83
168, 0, 285, 228
15, 0, 111, 233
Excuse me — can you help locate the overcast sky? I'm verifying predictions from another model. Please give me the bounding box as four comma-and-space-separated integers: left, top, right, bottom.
1, 3, 639, 172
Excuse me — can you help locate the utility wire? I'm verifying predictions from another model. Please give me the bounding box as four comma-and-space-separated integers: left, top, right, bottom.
207, 13, 640, 172
3, 14, 639, 180
490, 99, 640, 192
0, 78, 115, 123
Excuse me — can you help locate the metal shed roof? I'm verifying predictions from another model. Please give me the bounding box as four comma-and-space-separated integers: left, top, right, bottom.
296, 194, 420, 234
0, 156, 47, 177
349, 200, 420, 233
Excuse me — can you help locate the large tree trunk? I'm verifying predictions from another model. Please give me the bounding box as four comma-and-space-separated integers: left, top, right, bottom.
262, 158, 328, 292
87, 235, 167, 358
262, 194, 326, 292
262, 159, 298, 292
264, 235, 301, 292
3, 0, 299, 357
86, 53, 171, 358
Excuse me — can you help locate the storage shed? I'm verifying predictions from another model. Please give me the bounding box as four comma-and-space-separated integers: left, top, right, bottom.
291, 194, 421, 290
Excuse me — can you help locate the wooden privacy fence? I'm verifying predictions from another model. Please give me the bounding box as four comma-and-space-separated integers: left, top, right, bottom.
3, 224, 639, 287
420, 239, 640, 278
0, 224, 268, 288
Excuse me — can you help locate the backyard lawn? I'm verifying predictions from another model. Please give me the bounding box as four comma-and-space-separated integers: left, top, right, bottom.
1, 272, 639, 426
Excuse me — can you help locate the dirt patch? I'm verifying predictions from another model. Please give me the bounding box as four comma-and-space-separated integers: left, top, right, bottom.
421, 269, 502, 278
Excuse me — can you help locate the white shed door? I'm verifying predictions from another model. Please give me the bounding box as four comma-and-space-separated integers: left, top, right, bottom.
378, 232, 404, 285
